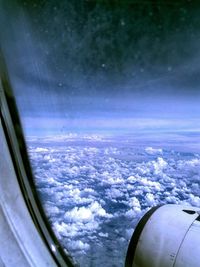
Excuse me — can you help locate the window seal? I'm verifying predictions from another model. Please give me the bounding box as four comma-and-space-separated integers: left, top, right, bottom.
0, 50, 76, 267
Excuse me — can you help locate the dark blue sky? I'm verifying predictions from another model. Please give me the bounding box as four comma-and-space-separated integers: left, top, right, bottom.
1, 0, 200, 134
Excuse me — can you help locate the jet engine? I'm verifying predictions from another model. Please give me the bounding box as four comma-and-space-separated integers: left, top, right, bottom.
125, 204, 200, 267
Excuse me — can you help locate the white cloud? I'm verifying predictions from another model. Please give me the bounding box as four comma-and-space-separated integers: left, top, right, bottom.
64, 201, 112, 223
127, 176, 137, 182
98, 232, 108, 237
145, 193, 156, 205
151, 157, 168, 175
44, 203, 60, 215
165, 196, 179, 204
29, 135, 200, 266
188, 194, 200, 206
139, 178, 162, 191
105, 188, 124, 199
68, 240, 90, 252
145, 147, 163, 155
64, 206, 93, 223
34, 147, 49, 152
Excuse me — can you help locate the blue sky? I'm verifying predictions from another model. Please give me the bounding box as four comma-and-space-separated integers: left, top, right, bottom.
21, 93, 200, 136
1, 1, 200, 136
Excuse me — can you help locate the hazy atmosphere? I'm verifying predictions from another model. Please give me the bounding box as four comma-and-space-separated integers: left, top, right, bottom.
1, 0, 200, 135
1, 1, 200, 266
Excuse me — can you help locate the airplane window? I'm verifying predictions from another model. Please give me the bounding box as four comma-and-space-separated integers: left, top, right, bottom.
1, 1, 200, 266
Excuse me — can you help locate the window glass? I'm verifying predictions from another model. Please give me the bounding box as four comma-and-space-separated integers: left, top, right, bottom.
1, 1, 200, 266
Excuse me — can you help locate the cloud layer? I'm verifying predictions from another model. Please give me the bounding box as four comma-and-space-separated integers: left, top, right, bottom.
29, 135, 200, 267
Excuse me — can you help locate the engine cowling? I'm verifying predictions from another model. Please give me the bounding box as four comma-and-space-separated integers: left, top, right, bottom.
125, 204, 200, 267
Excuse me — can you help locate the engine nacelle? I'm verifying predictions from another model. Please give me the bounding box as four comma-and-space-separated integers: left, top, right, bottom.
125, 204, 200, 267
